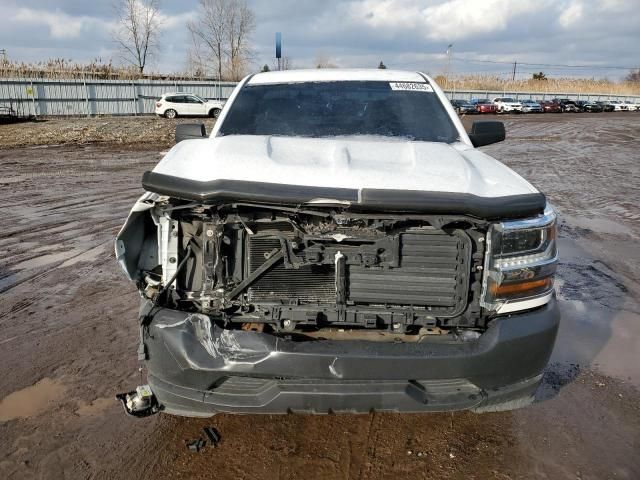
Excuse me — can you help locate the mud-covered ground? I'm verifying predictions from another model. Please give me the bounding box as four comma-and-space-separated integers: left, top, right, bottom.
0, 113, 639, 479
0, 116, 217, 149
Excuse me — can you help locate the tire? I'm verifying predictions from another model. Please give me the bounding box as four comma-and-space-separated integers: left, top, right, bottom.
164, 109, 177, 119
209, 108, 221, 118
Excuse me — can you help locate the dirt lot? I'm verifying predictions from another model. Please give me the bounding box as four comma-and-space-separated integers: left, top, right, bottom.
0, 113, 639, 479
0, 116, 217, 149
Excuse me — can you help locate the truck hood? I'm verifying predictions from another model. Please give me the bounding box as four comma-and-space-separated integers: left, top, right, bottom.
152, 135, 538, 198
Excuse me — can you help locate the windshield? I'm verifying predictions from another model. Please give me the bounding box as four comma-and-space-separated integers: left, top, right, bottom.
502, 98, 516, 102
219, 81, 459, 143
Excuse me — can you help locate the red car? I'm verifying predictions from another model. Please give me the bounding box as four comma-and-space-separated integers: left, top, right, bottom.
470, 98, 497, 114
540, 101, 562, 113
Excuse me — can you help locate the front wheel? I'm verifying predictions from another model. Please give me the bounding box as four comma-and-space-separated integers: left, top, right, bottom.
209, 108, 221, 118
164, 109, 177, 119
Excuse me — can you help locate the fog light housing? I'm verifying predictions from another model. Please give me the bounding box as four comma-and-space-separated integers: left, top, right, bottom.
481, 204, 557, 313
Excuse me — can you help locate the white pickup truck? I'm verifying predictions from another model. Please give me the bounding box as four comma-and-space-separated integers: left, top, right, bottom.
116, 69, 559, 417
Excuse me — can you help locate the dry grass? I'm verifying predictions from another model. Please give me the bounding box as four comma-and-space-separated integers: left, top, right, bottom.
0, 58, 142, 80
2, 59, 638, 95
434, 74, 640, 96
0, 58, 203, 81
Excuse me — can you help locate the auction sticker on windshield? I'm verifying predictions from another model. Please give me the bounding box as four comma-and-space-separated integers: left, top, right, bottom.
389, 82, 434, 92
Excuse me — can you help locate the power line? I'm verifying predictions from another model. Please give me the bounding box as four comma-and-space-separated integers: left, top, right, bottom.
452, 57, 636, 70
389, 56, 637, 71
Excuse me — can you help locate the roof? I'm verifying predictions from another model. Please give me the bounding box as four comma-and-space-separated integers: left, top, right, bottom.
161, 92, 197, 96
247, 69, 428, 85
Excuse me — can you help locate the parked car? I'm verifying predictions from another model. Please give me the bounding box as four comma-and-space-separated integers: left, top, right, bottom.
552, 99, 579, 113
470, 98, 497, 114
540, 100, 562, 113
520, 99, 543, 113
116, 69, 560, 418
450, 99, 477, 114
492, 97, 523, 113
595, 101, 615, 112
155, 93, 225, 118
575, 100, 603, 113
608, 101, 628, 111
622, 100, 640, 111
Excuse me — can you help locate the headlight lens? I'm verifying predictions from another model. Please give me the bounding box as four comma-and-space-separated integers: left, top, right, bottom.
481, 204, 557, 313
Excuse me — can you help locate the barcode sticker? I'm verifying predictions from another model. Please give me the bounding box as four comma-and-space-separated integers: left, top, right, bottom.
389, 82, 433, 92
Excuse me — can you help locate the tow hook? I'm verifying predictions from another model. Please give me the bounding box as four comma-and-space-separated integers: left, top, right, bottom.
115, 385, 160, 417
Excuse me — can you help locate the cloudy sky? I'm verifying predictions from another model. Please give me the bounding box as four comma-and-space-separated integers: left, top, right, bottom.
1, 0, 638, 79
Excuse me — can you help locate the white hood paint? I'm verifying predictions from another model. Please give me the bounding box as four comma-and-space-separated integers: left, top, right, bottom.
152, 135, 538, 198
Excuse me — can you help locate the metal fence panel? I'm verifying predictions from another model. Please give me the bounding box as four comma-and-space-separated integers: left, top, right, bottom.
0, 78, 238, 117
445, 89, 640, 102
1, 78, 638, 117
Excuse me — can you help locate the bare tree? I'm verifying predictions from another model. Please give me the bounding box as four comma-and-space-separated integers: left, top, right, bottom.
272, 56, 293, 71
315, 52, 337, 69
227, 0, 255, 80
188, 0, 255, 81
281, 56, 294, 70
626, 69, 640, 83
187, 0, 229, 80
113, 0, 163, 74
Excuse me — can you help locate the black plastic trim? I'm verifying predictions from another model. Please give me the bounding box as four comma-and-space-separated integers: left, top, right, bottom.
142, 171, 359, 204
360, 189, 546, 219
142, 171, 546, 219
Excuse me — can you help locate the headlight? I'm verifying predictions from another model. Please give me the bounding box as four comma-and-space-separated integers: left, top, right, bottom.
481, 204, 557, 314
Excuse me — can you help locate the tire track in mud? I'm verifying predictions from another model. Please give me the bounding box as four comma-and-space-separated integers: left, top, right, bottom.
0, 146, 156, 301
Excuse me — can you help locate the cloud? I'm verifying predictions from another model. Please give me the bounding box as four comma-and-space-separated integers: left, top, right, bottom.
558, 1, 584, 29
14, 7, 101, 39
421, 0, 544, 40
158, 10, 195, 29
350, 0, 546, 41
1, 0, 639, 78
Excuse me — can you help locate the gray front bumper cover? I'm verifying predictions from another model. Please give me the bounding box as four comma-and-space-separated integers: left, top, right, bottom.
140, 298, 559, 415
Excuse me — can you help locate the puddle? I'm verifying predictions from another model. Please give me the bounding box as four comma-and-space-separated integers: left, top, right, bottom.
560, 213, 635, 237
0, 378, 67, 421
553, 301, 640, 387
550, 236, 640, 387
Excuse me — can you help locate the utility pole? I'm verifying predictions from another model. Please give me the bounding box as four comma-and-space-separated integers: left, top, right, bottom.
512, 60, 517, 81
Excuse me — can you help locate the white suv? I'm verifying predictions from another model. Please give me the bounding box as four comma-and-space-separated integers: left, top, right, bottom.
155, 93, 225, 119
492, 97, 523, 113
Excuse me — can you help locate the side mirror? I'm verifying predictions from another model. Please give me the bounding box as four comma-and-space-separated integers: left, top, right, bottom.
176, 123, 207, 143
468, 121, 505, 147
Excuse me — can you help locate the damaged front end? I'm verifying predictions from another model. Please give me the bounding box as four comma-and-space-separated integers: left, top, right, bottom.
115, 193, 559, 415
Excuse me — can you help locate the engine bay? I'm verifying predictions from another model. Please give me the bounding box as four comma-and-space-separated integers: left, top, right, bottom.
126, 198, 491, 339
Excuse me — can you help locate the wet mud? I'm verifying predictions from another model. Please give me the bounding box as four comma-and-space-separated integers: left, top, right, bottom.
0, 113, 639, 479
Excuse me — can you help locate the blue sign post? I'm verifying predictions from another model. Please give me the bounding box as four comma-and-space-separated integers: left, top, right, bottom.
275, 32, 282, 70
